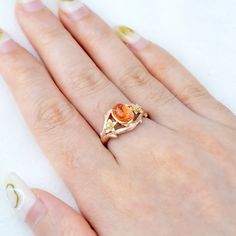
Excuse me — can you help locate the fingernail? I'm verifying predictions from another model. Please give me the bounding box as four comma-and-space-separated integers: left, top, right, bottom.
59, 0, 90, 21
5, 173, 47, 230
116, 25, 149, 50
17, 0, 45, 12
0, 29, 18, 53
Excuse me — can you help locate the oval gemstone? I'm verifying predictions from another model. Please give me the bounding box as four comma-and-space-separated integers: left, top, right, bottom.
112, 104, 134, 123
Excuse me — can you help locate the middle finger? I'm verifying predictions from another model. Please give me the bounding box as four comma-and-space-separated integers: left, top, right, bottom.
15, 1, 129, 133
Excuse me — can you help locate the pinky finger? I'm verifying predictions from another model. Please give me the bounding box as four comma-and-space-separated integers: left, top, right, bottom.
116, 26, 236, 129
5, 173, 96, 236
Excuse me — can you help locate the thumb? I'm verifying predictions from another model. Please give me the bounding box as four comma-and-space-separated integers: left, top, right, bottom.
5, 173, 96, 236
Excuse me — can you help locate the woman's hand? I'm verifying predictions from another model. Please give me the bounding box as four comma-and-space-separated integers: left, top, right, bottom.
1, 0, 236, 235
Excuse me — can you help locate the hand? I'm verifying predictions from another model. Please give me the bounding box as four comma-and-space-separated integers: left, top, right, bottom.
1, 0, 236, 235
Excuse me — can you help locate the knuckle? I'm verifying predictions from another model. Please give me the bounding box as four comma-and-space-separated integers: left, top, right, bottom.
15, 66, 44, 89
37, 26, 66, 47
15, 67, 36, 87
85, 24, 114, 46
152, 55, 177, 75
149, 85, 177, 106
119, 66, 150, 89
181, 83, 209, 104
36, 98, 76, 133
69, 68, 110, 96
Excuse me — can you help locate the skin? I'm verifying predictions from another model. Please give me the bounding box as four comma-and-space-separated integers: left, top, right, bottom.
1, 3, 236, 236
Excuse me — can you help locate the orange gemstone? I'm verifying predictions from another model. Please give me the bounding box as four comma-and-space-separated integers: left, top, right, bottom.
112, 104, 134, 123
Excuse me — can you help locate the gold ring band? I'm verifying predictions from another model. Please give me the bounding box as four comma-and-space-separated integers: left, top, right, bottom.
100, 103, 148, 145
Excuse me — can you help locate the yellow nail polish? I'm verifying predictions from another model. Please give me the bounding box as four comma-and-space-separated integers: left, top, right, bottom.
116, 26, 140, 43
116, 25, 148, 50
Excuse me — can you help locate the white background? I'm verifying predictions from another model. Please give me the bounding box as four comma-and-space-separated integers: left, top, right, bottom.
0, 0, 235, 235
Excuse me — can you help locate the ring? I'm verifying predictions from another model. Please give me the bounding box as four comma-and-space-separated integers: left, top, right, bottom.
100, 103, 148, 145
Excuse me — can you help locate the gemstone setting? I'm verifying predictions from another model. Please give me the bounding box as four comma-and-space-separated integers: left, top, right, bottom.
111, 104, 134, 124
105, 119, 117, 133
100, 103, 147, 144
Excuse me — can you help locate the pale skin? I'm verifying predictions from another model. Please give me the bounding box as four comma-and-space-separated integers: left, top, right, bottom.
1, 2, 236, 236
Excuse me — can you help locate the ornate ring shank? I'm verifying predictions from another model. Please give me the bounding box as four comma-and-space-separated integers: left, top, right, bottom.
100, 103, 148, 145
